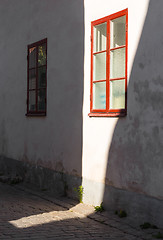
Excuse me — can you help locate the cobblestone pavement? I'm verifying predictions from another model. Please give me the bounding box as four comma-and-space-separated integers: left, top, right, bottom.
0, 182, 162, 239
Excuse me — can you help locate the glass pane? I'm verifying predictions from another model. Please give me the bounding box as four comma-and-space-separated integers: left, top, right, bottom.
110, 80, 125, 109
29, 91, 36, 111
93, 22, 107, 52
110, 48, 125, 78
93, 52, 106, 81
29, 69, 36, 89
38, 66, 46, 88
110, 16, 126, 48
93, 82, 106, 109
38, 89, 46, 111
29, 47, 36, 69
38, 44, 46, 66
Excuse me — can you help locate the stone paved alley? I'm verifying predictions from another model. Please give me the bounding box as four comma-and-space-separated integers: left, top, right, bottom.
0, 182, 162, 239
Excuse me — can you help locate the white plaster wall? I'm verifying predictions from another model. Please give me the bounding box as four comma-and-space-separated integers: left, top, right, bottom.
82, 0, 153, 205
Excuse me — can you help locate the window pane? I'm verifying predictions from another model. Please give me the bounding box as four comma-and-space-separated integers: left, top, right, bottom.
38, 66, 46, 88
29, 69, 36, 89
93, 52, 106, 81
29, 91, 36, 111
38, 44, 46, 66
29, 47, 36, 69
38, 89, 46, 111
93, 22, 107, 52
110, 48, 125, 79
93, 82, 106, 109
110, 80, 125, 109
110, 16, 126, 48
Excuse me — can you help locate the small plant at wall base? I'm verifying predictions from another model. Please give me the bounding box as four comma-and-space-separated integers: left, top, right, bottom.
152, 232, 163, 239
94, 203, 104, 213
115, 209, 127, 218
74, 185, 84, 203
140, 222, 158, 229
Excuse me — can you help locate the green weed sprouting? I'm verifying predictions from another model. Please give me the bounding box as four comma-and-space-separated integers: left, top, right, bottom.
94, 203, 104, 212
115, 209, 127, 218
140, 222, 158, 229
74, 185, 84, 203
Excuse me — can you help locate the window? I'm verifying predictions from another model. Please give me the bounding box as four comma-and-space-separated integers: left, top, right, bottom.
89, 9, 128, 117
26, 38, 47, 116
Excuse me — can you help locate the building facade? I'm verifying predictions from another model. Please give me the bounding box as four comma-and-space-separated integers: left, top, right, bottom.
0, 0, 163, 227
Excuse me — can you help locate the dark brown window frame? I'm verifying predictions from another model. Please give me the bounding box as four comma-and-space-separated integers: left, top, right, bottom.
26, 38, 47, 117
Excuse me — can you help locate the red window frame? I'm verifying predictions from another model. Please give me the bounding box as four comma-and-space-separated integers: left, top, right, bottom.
89, 9, 128, 117
26, 38, 47, 116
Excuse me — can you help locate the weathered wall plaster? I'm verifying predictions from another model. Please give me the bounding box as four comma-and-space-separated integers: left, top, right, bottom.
83, 0, 151, 205
83, 0, 163, 206
0, 0, 163, 227
0, 0, 84, 181
82, 0, 163, 227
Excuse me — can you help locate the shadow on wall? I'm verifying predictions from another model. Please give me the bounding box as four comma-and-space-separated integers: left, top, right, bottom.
102, 0, 163, 227
0, 0, 84, 201
37, 0, 85, 199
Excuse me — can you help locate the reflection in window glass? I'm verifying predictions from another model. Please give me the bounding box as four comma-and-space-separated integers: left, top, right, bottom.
38, 66, 46, 88
29, 69, 36, 89
29, 91, 36, 111
93, 52, 106, 81
29, 47, 36, 69
93, 22, 107, 52
38, 44, 46, 66
38, 89, 46, 111
110, 16, 126, 48
110, 80, 125, 109
110, 48, 125, 79
93, 82, 106, 109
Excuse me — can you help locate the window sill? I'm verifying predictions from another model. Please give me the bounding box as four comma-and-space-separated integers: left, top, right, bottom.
26, 112, 46, 117
88, 112, 126, 117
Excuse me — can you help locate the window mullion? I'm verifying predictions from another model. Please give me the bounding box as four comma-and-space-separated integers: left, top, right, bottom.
90, 23, 94, 112
27, 48, 29, 113
36, 45, 38, 112
45, 40, 47, 110
125, 13, 128, 113
106, 19, 110, 111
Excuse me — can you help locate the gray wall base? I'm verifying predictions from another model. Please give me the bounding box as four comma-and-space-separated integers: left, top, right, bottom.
103, 184, 163, 228
1, 156, 163, 228
0, 156, 81, 199
83, 177, 163, 228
